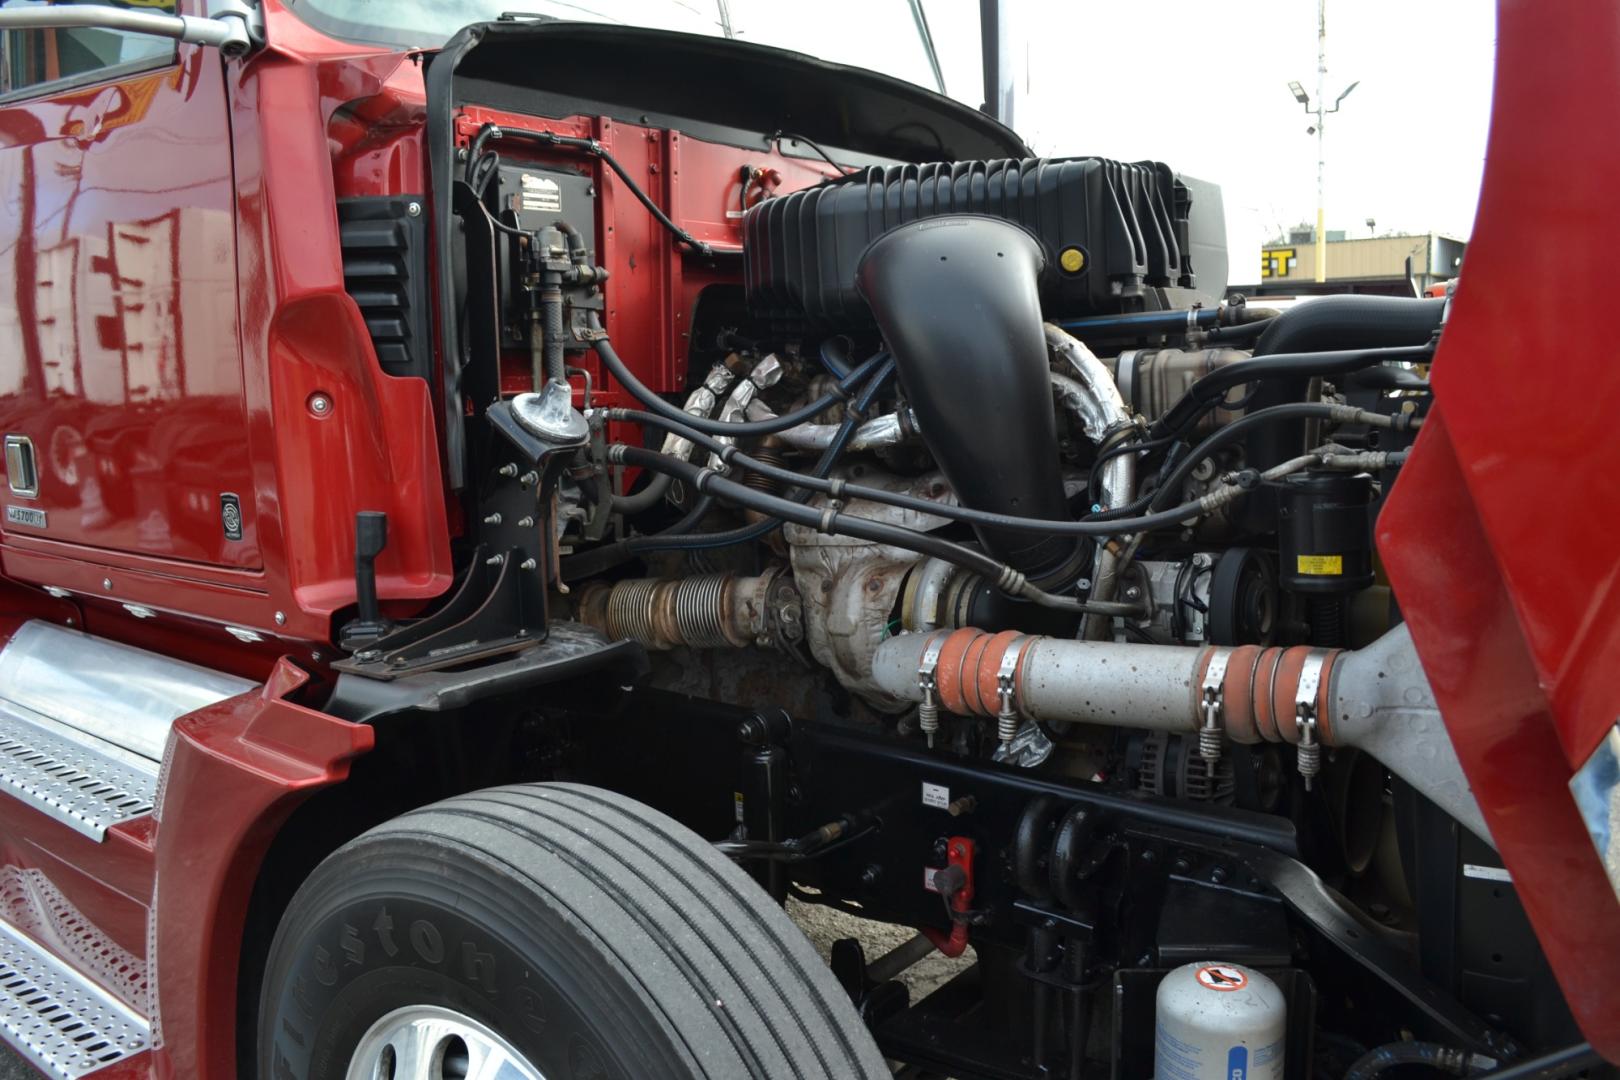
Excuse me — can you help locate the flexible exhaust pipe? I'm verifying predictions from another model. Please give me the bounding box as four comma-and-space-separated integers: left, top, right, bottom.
871, 623, 1489, 845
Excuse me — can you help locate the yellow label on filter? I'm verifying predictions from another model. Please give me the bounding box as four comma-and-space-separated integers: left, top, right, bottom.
1296, 554, 1344, 575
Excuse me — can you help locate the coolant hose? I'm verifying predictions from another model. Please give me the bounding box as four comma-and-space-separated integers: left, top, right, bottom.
1344, 1041, 1477, 1080
1245, 295, 1443, 463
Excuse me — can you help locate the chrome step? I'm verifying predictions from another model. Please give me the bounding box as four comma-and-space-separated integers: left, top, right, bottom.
0, 706, 157, 842
0, 916, 150, 1077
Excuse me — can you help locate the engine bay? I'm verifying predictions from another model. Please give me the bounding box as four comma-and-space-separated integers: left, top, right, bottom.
316, 23, 1587, 1076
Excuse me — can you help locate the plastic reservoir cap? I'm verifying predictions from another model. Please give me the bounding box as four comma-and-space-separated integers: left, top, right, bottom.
1154, 962, 1286, 1080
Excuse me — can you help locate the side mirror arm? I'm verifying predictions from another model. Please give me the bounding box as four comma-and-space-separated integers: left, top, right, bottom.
0, 0, 263, 59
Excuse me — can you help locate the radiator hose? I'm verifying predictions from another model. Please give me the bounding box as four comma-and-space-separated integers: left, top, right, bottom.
1246, 295, 1444, 466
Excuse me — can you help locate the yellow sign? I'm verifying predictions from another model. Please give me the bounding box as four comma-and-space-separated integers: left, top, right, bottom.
1296, 554, 1343, 576
1261, 247, 1297, 279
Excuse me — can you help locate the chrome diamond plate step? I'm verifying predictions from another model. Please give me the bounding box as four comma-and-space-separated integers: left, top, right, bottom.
0, 917, 150, 1076
0, 707, 157, 842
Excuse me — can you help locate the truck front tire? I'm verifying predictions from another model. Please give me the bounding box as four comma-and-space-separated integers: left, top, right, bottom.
256, 783, 888, 1079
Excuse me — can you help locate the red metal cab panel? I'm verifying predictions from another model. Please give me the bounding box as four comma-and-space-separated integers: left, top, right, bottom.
1379, 0, 1620, 1055
0, 48, 258, 570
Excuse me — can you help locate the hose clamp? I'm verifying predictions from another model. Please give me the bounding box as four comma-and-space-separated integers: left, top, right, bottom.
1199, 647, 1231, 761
995, 636, 1027, 747
1294, 650, 1329, 790
917, 633, 946, 749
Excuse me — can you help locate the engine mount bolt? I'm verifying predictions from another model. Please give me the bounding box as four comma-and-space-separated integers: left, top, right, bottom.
497, 463, 520, 477
520, 471, 540, 486
483, 513, 503, 525
519, 558, 538, 571
517, 516, 536, 527
486, 554, 505, 566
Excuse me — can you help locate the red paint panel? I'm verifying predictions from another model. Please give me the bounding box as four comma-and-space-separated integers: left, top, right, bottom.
1379, 0, 1620, 1054
0, 54, 259, 569
148, 659, 373, 1077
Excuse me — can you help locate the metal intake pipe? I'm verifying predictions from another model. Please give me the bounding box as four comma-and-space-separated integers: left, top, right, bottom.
1046, 325, 1135, 638
856, 216, 1086, 589
871, 623, 1489, 845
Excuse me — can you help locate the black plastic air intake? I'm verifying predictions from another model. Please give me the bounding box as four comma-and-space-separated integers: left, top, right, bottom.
746, 158, 1215, 326
856, 216, 1085, 587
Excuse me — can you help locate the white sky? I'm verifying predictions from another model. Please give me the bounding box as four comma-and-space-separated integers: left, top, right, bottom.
921, 1, 1497, 274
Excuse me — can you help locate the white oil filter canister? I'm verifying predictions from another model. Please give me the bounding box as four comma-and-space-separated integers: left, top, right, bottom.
1153, 962, 1286, 1079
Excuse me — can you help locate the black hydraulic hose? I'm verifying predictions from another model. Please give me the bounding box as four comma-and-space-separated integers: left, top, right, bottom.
540, 273, 565, 383
1132, 402, 1400, 515
608, 471, 674, 516
468, 123, 725, 257
1148, 345, 1432, 440
1478, 1043, 1602, 1079
590, 321, 888, 437
613, 444, 1010, 578
1344, 1041, 1475, 1079
1202, 318, 1273, 346
610, 359, 896, 555
1244, 294, 1445, 463
558, 493, 714, 579
817, 335, 856, 379
563, 361, 895, 575
603, 407, 1321, 540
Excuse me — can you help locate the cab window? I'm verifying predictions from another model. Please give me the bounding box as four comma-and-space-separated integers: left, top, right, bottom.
0, 0, 176, 96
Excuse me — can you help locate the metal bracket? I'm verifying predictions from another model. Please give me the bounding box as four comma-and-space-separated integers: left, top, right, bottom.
1199, 647, 1231, 761
1294, 650, 1328, 789
916, 634, 945, 749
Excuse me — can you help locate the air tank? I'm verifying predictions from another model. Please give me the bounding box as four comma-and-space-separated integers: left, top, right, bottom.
1154, 962, 1286, 1080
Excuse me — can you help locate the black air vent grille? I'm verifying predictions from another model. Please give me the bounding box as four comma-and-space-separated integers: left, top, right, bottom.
338, 196, 431, 380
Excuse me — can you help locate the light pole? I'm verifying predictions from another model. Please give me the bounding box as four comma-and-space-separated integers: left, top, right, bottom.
1290, 0, 1358, 284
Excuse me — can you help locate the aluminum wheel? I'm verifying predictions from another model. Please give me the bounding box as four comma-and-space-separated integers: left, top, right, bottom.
345, 1005, 545, 1080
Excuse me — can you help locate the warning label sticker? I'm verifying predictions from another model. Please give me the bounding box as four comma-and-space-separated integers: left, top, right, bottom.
1195, 964, 1249, 992
1296, 554, 1344, 575
922, 781, 950, 809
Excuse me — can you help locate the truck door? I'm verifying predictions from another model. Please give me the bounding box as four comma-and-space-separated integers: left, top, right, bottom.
0, 1, 258, 570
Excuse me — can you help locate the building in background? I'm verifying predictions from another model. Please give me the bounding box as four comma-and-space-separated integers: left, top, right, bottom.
1234, 228, 1466, 297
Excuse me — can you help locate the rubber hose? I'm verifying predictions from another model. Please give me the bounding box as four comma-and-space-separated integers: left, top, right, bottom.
608, 471, 674, 516
1345, 1041, 1473, 1080
590, 322, 887, 437
1241, 295, 1444, 531
612, 358, 896, 554
563, 361, 894, 574
1247, 296, 1443, 456
613, 445, 1008, 579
